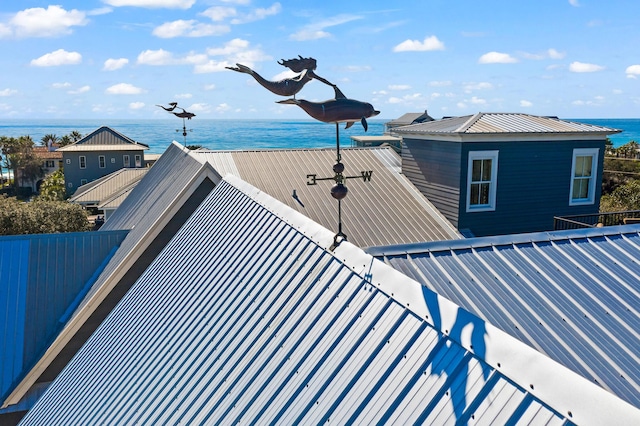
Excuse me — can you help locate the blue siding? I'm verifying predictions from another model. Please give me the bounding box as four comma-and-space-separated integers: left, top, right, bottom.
63, 150, 145, 196
458, 140, 605, 236
402, 138, 461, 226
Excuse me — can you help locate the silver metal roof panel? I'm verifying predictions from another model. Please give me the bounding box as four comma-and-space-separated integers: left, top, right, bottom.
0, 230, 127, 403
20, 176, 640, 425
368, 225, 640, 408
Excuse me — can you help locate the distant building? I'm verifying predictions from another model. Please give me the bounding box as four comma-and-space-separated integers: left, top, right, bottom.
393, 112, 621, 237
384, 109, 434, 133
57, 126, 148, 196
17, 144, 62, 194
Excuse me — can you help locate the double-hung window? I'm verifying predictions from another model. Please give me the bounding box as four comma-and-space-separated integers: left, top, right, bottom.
123, 155, 130, 168
570, 148, 598, 205
467, 150, 499, 212
99, 155, 106, 168
79, 156, 86, 169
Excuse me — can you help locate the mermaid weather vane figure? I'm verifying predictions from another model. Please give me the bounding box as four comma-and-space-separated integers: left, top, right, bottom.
227, 56, 380, 250
156, 102, 196, 144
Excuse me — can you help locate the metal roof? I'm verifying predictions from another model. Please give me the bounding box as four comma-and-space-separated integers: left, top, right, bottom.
192, 145, 461, 246
69, 168, 148, 207
20, 176, 639, 425
386, 111, 434, 126
56, 126, 148, 152
367, 225, 640, 408
393, 112, 621, 136
0, 230, 127, 405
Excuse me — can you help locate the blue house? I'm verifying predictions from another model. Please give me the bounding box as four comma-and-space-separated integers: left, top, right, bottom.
393, 113, 621, 237
57, 126, 148, 196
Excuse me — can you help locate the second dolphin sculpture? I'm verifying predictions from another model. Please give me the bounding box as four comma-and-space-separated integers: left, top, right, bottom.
277, 86, 380, 131
225, 56, 334, 98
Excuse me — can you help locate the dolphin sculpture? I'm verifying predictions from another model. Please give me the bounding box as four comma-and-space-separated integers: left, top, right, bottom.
172, 108, 195, 120
225, 56, 334, 98
277, 86, 380, 131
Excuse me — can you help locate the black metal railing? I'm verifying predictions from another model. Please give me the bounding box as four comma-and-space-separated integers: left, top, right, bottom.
554, 210, 640, 230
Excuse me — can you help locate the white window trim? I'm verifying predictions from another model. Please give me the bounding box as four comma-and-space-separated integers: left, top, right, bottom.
466, 150, 499, 213
79, 155, 86, 169
569, 148, 599, 206
123, 154, 130, 168
99, 155, 106, 168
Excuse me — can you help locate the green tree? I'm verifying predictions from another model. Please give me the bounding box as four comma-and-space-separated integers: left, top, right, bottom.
59, 135, 72, 147
0, 135, 43, 192
38, 169, 66, 201
600, 179, 640, 212
70, 130, 83, 143
41, 133, 59, 148
0, 195, 90, 235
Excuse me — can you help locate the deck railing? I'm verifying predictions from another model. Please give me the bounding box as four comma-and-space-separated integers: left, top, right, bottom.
554, 210, 640, 230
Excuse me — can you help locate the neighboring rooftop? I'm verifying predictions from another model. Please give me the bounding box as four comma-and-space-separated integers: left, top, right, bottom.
385, 110, 435, 128
19, 176, 640, 425
367, 225, 640, 408
69, 168, 148, 208
393, 112, 621, 138
56, 126, 148, 152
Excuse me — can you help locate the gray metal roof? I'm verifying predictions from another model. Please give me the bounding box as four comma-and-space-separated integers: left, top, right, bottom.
69, 168, 148, 207
386, 111, 434, 126
0, 230, 127, 404
192, 146, 461, 246
20, 176, 639, 425
367, 225, 640, 408
57, 126, 148, 152
393, 112, 621, 136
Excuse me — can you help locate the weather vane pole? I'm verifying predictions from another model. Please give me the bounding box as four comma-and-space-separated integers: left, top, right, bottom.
156, 102, 196, 144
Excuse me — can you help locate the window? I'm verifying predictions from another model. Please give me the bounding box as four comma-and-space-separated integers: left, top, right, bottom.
99, 155, 106, 168
570, 148, 598, 205
135, 154, 142, 167
80, 179, 88, 185
45, 160, 55, 168
466, 150, 499, 212
79, 156, 86, 169
123, 155, 130, 168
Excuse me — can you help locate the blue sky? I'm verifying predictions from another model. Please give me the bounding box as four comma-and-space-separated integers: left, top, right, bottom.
0, 0, 638, 120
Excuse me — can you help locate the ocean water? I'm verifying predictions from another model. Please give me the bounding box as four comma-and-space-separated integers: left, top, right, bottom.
0, 117, 638, 155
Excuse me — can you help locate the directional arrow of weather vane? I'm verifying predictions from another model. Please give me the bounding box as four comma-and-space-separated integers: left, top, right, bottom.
226, 55, 380, 250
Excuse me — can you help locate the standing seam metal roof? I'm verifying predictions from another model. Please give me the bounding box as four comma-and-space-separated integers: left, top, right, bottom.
367, 225, 640, 408
393, 112, 621, 135
19, 176, 640, 425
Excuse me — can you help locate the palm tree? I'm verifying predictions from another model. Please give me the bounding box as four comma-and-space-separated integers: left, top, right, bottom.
70, 130, 83, 143
59, 135, 73, 147
41, 133, 59, 148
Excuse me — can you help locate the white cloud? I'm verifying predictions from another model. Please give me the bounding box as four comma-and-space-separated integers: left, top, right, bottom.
0, 88, 17, 97
389, 84, 411, 90
429, 80, 452, 87
569, 61, 604, 72
520, 100, 533, 107
31, 49, 82, 66
569, 0, 580, 6
289, 14, 362, 41
103, 0, 195, 9
175, 93, 193, 99
69, 85, 91, 94
231, 3, 281, 24
4, 5, 88, 38
625, 64, 640, 79
52, 82, 72, 89
194, 60, 234, 73
106, 83, 145, 95
469, 96, 486, 105
548, 48, 565, 59
103, 58, 129, 71
200, 6, 237, 21
87, 7, 113, 16
216, 103, 232, 113
152, 20, 229, 38
393, 35, 445, 52
207, 38, 250, 55
337, 65, 372, 72
204, 84, 216, 91
464, 82, 494, 92
129, 102, 145, 110
137, 49, 175, 65
478, 51, 518, 64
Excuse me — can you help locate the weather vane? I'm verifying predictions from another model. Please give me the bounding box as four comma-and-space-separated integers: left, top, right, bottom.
156, 102, 196, 144
227, 56, 380, 250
